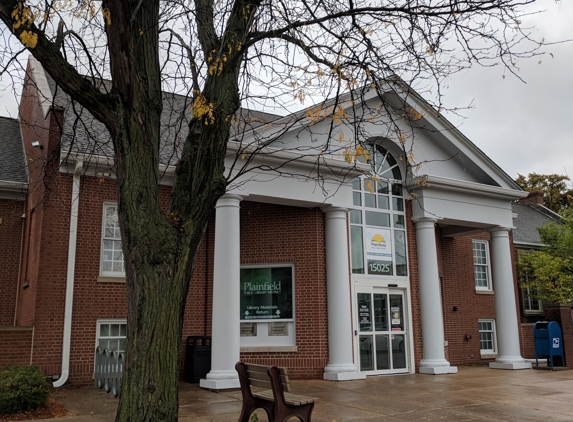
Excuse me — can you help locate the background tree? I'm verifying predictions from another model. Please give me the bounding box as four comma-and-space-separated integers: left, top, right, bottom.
519, 209, 573, 304
516, 173, 573, 212
0, 0, 546, 420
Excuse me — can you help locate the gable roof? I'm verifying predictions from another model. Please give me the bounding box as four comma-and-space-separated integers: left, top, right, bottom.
230, 80, 523, 191
0, 116, 27, 184
29, 57, 522, 194
512, 202, 562, 245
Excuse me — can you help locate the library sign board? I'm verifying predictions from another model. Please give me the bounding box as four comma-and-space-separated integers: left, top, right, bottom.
240, 266, 293, 320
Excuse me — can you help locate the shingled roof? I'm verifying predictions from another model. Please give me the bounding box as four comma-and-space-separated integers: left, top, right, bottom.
41, 69, 280, 167
0, 116, 27, 184
512, 202, 562, 245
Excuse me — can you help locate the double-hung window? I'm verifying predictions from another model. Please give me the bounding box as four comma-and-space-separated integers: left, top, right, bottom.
101, 204, 125, 276
472, 240, 491, 291
478, 319, 497, 355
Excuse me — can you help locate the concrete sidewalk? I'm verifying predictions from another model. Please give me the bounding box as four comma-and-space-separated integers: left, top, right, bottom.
40, 366, 573, 421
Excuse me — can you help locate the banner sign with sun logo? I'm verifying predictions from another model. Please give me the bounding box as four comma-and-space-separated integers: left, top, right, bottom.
240, 266, 294, 320
365, 228, 393, 275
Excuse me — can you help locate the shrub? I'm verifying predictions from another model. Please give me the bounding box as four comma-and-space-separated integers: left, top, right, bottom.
0, 366, 50, 414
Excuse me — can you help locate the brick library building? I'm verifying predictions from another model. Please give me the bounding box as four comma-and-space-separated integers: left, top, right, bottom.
1, 56, 566, 389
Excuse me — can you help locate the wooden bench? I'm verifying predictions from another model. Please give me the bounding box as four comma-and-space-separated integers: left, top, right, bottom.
235, 361, 316, 422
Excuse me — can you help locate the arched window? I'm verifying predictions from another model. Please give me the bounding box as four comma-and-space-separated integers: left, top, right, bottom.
369, 145, 402, 181
349, 144, 408, 277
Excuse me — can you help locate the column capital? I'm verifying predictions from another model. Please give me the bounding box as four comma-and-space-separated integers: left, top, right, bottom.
412, 217, 438, 229
321, 205, 349, 215
489, 227, 511, 237
215, 193, 244, 209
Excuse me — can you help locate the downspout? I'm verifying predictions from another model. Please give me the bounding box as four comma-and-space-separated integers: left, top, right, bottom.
53, 161, 82, 387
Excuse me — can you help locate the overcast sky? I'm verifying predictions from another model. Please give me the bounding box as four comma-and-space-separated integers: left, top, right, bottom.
441, 0, 573, 180
1, 0, 571, 182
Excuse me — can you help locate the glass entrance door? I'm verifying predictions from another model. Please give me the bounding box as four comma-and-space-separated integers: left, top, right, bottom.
356, 290, 408, 374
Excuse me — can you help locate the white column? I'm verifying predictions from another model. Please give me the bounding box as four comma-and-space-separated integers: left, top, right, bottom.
414, 218, 457, 374
200, 194, 243, 389
322, 206, 365, 381
489, 228, 531, 370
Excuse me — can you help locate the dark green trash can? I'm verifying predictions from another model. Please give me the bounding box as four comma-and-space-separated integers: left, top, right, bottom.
184, 336, 212, 383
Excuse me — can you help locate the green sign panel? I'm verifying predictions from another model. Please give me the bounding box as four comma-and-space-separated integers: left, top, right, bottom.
240, 267, 293, 320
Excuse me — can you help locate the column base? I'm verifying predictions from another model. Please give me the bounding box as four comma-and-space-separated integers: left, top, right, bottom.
323, 371, 366, 381
489, 362, 532, 370
419, 366, 458, 375
323, 364, 366, 381
419, 358, 457, 375
200, 370, 240, 390
200, 378, 240, 390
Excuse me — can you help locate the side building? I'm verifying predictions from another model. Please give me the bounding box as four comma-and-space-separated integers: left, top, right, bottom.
512, 191, 570, 364
0, 56, 535, 387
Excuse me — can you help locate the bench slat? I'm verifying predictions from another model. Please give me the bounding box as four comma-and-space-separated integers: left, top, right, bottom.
247, 368, 290, 392
254, 390, 316, 406
247, 364, 288, 375
284, 392, 316, 406
248, 370, 289, 384
245, 364, 269, 374
247, 370, 271, 381
249, 378, 272, 389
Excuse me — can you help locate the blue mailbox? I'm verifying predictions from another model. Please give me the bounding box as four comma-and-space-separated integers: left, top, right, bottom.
533, 321, 565, 367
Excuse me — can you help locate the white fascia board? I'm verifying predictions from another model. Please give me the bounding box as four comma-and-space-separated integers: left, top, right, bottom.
513, 241, 545, 248
408, 175, 528, 201
59, 152, 114, 175
59, 152, 176, 186
0, 180, 28, 190
226, 141, 370, 178
534, 204, 562, 221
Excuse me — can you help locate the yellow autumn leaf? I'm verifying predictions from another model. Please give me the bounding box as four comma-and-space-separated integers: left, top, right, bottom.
20, 30, 38, 48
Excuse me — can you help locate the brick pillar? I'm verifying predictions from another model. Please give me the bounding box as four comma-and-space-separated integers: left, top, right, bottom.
545, 305, 573, 367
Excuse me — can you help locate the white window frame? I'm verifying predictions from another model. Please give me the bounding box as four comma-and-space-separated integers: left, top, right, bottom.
95, 319, 127, 353
100, 203, 125, 277
472, 240, 492, 291
518, 251, 543, 314
239, 264, 296, 350
478, 319, 497, 356
349, 144, 408, 278
522, 286, 543, 314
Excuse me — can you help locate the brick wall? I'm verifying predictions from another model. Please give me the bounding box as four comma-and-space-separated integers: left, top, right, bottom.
440, 232, 497, 366
238, 201, 328, 379
0, 327, 33, 368
520, 323, 536, 358
0, 199, 24, 326
542, 305, 572, 367
405, 201, 422, 370
7, 169, 330, 385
